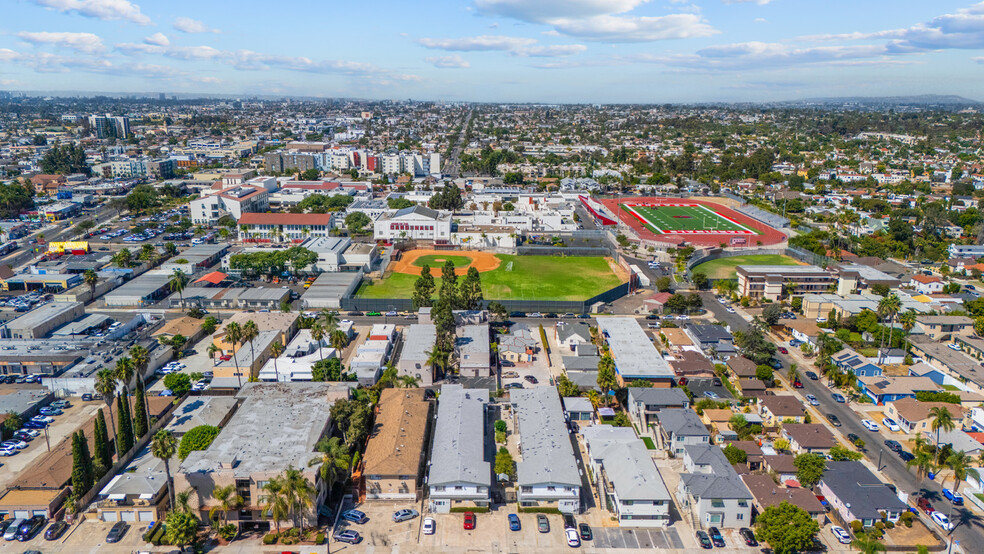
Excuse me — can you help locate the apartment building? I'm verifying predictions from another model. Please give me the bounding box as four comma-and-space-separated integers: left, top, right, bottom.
191, 185, 270, 225
736, 265, 834, 301
428, 385, 491, 513
363, 389, 432, 501
677, 444, 753, 529
237, 213, 335, 243
511, 388, 581, 514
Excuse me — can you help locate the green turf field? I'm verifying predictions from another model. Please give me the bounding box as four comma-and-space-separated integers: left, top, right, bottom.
411, 254, 473, 269
358, 254, 624, 301
691, 254, 801, 280
624, 203, 759, 234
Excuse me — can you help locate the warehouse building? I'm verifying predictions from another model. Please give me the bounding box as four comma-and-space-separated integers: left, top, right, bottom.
0, 302, 85, 339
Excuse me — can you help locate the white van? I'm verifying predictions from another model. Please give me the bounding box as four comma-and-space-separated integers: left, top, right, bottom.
3, 518, 24, 540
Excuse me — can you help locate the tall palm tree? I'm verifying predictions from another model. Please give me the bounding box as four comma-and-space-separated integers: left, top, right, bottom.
151, 429, 178, 510
907, 447, 936, 479
263, 478, 290, 535
270, 341, 284, 382
169, 269, 189, 306
174, 489, 194, 514
877, 293, 901, 364
398, 375, 420, 388
242, 320, 259, 371
899, 309, 917, 359
206, 343, 220, 364
310, 323, 325, 362
210, 484, 243, 526
322, 310, 339, 334
129, 345, 151, 430
308, 437, 349, 507
114, 356, 135, 395
94, 368, 118, 450
425, 347, 447, 377
946, 450, 980, 501
329, 329, 348, 350
931, 406, 956, 464
281, 466, 316, 529
224, 322, 244, 388
83, 269, 98, 297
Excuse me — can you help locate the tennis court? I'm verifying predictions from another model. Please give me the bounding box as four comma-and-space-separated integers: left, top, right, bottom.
623, 203, 758, 235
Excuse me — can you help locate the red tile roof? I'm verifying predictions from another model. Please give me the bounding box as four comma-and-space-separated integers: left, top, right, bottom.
194, 271, 227, 285
239, 213, 334, 226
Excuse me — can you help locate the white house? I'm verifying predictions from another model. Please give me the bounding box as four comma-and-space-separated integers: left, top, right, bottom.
427, 385, 491, 513
909, 274, 945, 294
191, 184, 270, 225
373, 205, 451, 242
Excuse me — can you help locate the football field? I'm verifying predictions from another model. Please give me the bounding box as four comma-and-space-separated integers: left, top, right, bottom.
622, 203, 759, 235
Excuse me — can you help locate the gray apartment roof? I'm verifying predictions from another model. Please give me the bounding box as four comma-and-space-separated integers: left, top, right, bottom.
911, 335, 984, 383
596, 317, 672, 379
836, 263, 900, 283
681, 444, 752, 500
562, 356, 600, 371
685, 324, 733, 344
401, 324, 436, 364
657, 408, 709, 438
0, 387, 50, 415
301, 271, 362, 308
738, 264, 826, 275
563, 396, 594, 413
3, 302, 82, 333
820, 461, 908, 520
511, 387, 581, 488
98, 445, 166, 498
429, 385, 491, 488
50, 313, 111, 336
105, 273, 171, 304
165, 396, 239, 435
214, 330, 281, 371
179, 382, 348, 477
456, 324, 490, 368
628, 387, 690, 409
557, 322, 592, 344
581, 426, 670, 502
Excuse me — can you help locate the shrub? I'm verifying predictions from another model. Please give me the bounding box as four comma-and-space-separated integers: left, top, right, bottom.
149, 524, 167, 545
262, 533, 278, 545
218, 524, 237, 540
495, 430, 506, 443
315, 532, 325, 544
494, 420, 507, 433
518, 506, 562, 514
885, 520, 895, 529
450, 506, 490, 513
178, 425, 220, 460
874, 521, 885, 531
900, 511, 914, 528
281, 535, 299, 545
850, 520, 863, 533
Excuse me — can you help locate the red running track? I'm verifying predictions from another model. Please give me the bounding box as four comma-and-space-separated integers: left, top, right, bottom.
598, 197, 787, 247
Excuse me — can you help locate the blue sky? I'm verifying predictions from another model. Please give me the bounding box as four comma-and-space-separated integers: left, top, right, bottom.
2, 0, 984, 102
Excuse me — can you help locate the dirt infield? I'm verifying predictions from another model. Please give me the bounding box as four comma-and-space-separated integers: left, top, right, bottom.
390, 249, 502, 276
598, 197, 787, 248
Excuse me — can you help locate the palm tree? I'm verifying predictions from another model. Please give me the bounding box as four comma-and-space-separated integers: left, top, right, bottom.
224, 322, 244, 388
322, 310, 339, 334
210, 484, 243, 526
169, 269, 189, 307
946, 450, 980, 502
151, 429, 178, 510
899, 309, 917, 359
310, 323, 325, 362
377, 364, 399, 389
263, 478, 290, 535
425, 347, 447, 378
281, 466, 316, 529
307, 437, 349, 506
877, 293, 901, 363
83, 269, 98, 296
270, 341, 284, 382
931, 406, 956, 464
907, 447, 936, 479
398, 375, 420, 388
206, 343, 220, 364
329, 329, 347, 350
94, 368, 119, 451
114, 356, 135, 395
242, 320, 259, 371
174, 489, 194, 514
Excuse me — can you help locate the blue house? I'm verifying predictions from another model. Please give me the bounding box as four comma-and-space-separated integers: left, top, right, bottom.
857, 376, 940, 405
832, 348, 883, 378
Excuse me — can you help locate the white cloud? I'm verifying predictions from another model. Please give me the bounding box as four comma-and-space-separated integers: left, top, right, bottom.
0, 49, 22, 62
167, 45, 224, 60
474, 0, 716, 42
721, 0, 775, 5
515, 44, 587, 57
417, 35, 536, 51
32, 0, 151, 25
17, 31, 105, 54
173, 16, 220, 34
144, 32, 169, 46
426, 55, 471, 68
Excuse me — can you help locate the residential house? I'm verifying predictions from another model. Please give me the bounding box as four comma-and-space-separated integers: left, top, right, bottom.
456, 324, 491, 377
683, 324, 736, 357
581, 426, 672, 527
782, 424, 837, 455
563, 397, 595, 426
857, 376, 940, 405
397, 324, 437, 386
909, 274, 945, 294
94, 445, 170, 523
363, 389, 432, 501
920, 429, 983, 457
741, 474, 826, 521
759, 396, 806, 425
736, 379, 767, 397
556, 322, 592, 353
831, 347, 883, 378
819, 461, 908, 527
726, 441, 765, 471
727, 357, 758, 380
914, 315, 975, 341
428, 385, 491, 513
763, 455, 798, 483
498, 328, 538, 363
677, 444, 753, 528
655, 409, 711, 455
783, 319, 823, 349
626, 388, 690, 432
884, 397, 964, 435
668, 351, 715, 378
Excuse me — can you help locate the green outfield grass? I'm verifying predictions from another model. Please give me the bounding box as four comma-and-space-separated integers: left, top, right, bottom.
411, 254, 473, 269
623, 203, 761, 234
358, 254, 624, 301
691, 254, 801, 280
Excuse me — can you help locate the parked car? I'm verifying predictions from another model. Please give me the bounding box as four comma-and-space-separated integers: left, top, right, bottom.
392, 509, 419, 522
793, 379, 804, 388
1, 440, 27, 450
508, 513, 521, 531
708, 526, 725, 547
44, 521, 68, 540
30, 415, 54, 424
739, 527, 758, 546
696, 530, 713, 549
105, 520, 127, 543
831, 393, 846, 403
918, 497, 934, 513
899, 450, 915, 462
578, 523, 592, 541
831, 526, 852, 544
3, 518, 25, 541
805, 371, 819, 380
943, 488, 965, 505
537, 514, 550, 533
778, 347, 788, 354
884, 439, 902, 452
333, 530, 362, 544
882, 417, 901, 432
805, 394, 819, 405
703, 391, 719, 399
861, 419, 880, 432
769, 358, 783, 369
524, 375, 539, 384
827, 414, 841, 427
932, 511, 954, 530
565, 528, 581, 547
50, 400, 70, 409
341, 510, 368, 524
463, 512, 475, 530
422, 517, 435, 535
81, 393, 93, 401
15, 516, 45, 541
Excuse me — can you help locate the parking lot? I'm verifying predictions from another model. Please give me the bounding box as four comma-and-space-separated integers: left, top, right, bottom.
10, 518, 154, 553
685, 377, 734, 402
590, 526, 685, 549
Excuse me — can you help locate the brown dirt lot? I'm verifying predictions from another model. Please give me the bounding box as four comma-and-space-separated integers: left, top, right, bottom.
390, 248, 502, 276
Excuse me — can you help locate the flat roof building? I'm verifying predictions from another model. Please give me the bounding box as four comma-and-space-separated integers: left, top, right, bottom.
1, 302, 84, 339
511, 387, 581, 514
737, 265, 834, 302
398, 324, 437, 386
428, 385, 491, 513
596, 317, 673, 383
363, 388, 432, 501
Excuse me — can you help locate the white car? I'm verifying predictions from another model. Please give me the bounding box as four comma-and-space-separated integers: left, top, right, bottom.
932, 511, 954, 531
565, 528, 581, 547
726, 307, 736, 314
31, 415, 54, 424
861, 419, 880, 432
0, 447, 18, 457
831, 526, 852, 544
805, 394, 820, 406
422, 517, 435, 535
882, 417, 901, 432
1, 440, 27, 450
947, 343, 961, 351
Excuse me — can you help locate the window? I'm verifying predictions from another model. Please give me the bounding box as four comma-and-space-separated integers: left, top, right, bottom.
738, 500, 748, 507
454, 486, 463, 491
547, 487, 556, 492
433, 486, 445, 492
737, 513, 744, 520
711, 499, 725, 508
708, 513, 723, 524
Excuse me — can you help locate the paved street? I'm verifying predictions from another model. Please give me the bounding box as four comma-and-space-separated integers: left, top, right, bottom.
700, 291, 981, 554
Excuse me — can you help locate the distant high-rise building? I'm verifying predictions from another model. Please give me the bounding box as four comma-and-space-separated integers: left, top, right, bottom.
159, 93, 166, 101
88, 114, 130, 139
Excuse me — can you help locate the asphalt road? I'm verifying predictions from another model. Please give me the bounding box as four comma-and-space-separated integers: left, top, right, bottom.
700, 291, 982, 553
442, 109, 472, 179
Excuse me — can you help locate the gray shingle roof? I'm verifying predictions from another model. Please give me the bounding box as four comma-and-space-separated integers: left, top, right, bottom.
428, 385, 491, 488
512, 387, 581, 487
820, 461, 908, 520
627, 387, 690, 409
581, 426, 670, 502
681, 444, 752, 500
657, 408, 710, 438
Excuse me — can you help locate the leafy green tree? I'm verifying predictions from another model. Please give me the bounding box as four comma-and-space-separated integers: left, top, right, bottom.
723, 444, 748, 465
299, 168, 320, 181
178, 425, 220, 460
312, 357, 352, 381
2, 411, 22, 439
829, 444, 863, 461
692, 272, 709, 290
762, 303, 783, 325
756, 501, 820, 554
164, 373, 192, 396
439, 260, 459, 308
756, 365, 775, 382
39, 142, 90, 175
793, 453, 826, 488
344, 211, 372, 235
733, 326, 778, 364
655, 276, 672, 292
494, 446, 516, 479
164, 510, 198, 546
597, 355, 618, 400
308, 436, 350, 503
557, 374, 580, 397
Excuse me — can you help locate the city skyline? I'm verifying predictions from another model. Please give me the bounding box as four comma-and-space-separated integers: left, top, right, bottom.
1, 0, 984, 103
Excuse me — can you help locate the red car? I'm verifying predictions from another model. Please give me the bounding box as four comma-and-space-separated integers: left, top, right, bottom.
793, 380, 804, 388
778, 347, 788, 354
220, 354, 232, 361
918, 497, 934, 513
463, 512, 476, 530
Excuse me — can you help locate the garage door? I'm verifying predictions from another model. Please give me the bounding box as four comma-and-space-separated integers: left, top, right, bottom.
121, 511, 136, 522
31, 510, 46, 517
138, 511, 154, 522
101, 512, 118, 522
13, 510, 29, 519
